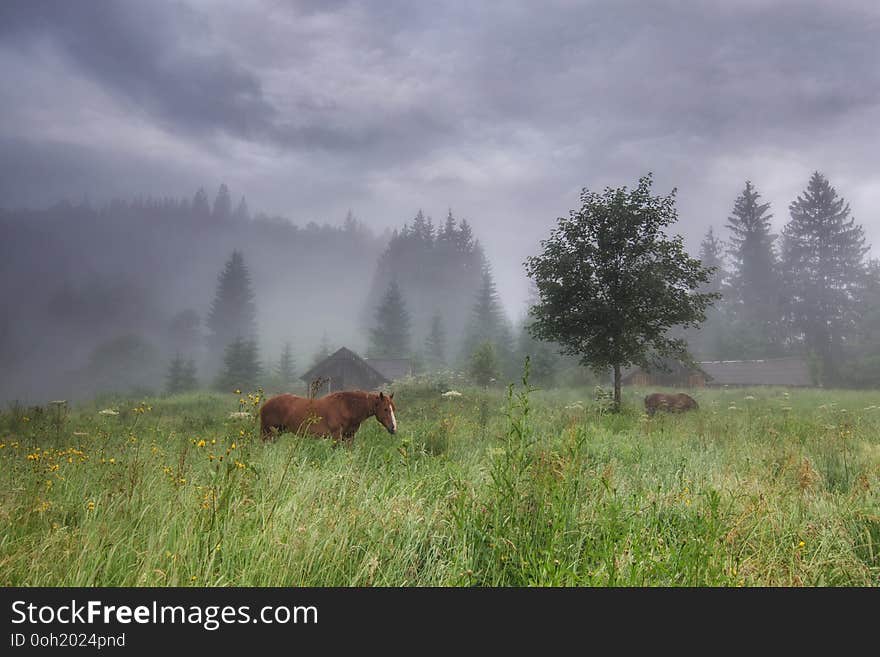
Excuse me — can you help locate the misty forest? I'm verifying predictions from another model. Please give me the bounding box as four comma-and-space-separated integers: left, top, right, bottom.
1, 1, 878, 589
2, 173, 877, 403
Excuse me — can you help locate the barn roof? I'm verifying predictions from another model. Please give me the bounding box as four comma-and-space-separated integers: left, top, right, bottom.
365, 358, 412, 382
299, 347, 390, 386
620, 358, 705, 384
697, 357, 813, 386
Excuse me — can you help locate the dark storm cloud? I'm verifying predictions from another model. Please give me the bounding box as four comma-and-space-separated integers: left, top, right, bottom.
1, 0, 878, 311
0, 0, 277, 141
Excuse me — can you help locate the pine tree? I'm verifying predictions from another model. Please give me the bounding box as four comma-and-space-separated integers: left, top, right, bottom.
166, 353, 198, 394
687, 227, 728, 359
181, 358, 198, 391
368, 280, 412, 358
310, 332, 332, 368
215, 337, 262, 392
233, 196, 250, 221
192, 187, 210, 220
424, 313, 447, 370
206, 250, 258, 362
698, 226, 726, 296
782, 172, 869, 383
166, 353, 186, 395
213, 184, 232, 221
276, 342, 296, 387
725, 181, 783, 354
462, 265, 513, 371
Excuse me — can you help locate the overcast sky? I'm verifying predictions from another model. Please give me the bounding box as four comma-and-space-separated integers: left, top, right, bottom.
2, 0, 878, 316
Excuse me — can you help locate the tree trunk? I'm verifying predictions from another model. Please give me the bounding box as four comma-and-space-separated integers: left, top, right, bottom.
613, 363, 621, 412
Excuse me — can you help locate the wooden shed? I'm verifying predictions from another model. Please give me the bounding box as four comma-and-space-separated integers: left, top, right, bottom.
620, 356, 815, 388
620, 360, 708, 388
698, 357, 814, 387
300, 347, 389, 397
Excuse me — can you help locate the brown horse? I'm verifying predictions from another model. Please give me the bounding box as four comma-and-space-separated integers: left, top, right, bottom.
644, 392, 699, 416
259, 390, 397, 444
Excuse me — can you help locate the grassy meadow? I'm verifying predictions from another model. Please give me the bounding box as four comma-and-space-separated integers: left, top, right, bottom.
1, 379, 878, 586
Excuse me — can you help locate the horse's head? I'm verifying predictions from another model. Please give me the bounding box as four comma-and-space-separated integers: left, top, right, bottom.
373, 391, 397, 435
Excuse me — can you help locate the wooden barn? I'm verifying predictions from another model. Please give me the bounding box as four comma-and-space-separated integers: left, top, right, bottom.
620, 360, 708, 388
698, 357, 814, 387
300, 347, 389, 397
621, 356, 814, 388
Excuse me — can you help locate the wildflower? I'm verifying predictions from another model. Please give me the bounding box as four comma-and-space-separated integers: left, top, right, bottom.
234, 389, 241, 395
99, 409, 119, 416
196, 439, 206, 448
744, 395, 755, 401
109, 458, 116, 464
235, 461, 245, 469
87, 501, 95, 511
228, 412, 250, 420
798, 540, 805, 548
230, 442, 236, 450
441, 390, 463, 398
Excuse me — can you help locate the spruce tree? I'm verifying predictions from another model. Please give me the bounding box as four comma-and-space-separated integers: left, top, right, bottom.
310, 332, 332, 368
233, 196, 250, 221
180, 358, 198, 391
166, 354, 186, 395
206, 250, 258, 363
166, 354, 198, 394
725, 181, 783, 354
698, 227, 726, 296
215, 337, 262, 392
782, 172, 869, 383
212, 183, 232, 221
424, 313, 447, 370
368, 280, 412, 358
192, 187, 211, 220
687, 226, 728, 359
276, 342, 296, 387
462, 265, 513, 371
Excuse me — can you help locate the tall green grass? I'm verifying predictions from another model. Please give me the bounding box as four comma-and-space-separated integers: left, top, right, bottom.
1, 380, 878, 586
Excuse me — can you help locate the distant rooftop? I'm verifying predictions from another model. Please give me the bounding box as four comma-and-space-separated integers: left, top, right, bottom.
698, 357, 813, 386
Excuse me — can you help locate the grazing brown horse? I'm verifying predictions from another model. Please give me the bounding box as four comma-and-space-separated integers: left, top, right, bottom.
259, 390, 397, 444
644, 392, 699, 416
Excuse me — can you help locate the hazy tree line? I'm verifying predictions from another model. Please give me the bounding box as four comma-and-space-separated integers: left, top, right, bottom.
363, 210, 598, 387
689, 172, 878, 387
0, 185, 386, 402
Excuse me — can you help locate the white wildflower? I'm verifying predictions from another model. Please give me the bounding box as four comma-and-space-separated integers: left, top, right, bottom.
228, 411, 251, 419
441, 390, 463, 398
98, 409, 119, 416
